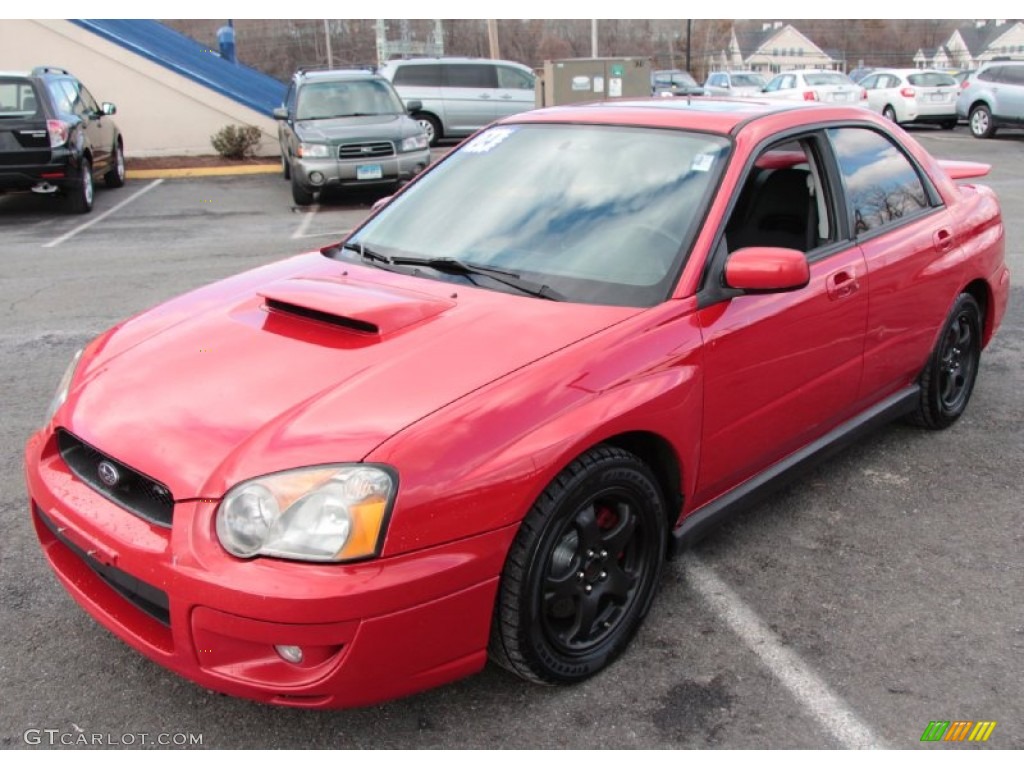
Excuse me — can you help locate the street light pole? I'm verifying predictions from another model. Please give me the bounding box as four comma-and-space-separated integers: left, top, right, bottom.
591, 19, 598, 58
323, 20, 333, 69
686, 19, 692, 73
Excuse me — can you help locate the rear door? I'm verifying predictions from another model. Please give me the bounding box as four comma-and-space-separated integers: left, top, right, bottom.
825, 126, 963, 401
994, 64, 1024, 122
0, 78, 50, 171
440, 63, 499, 133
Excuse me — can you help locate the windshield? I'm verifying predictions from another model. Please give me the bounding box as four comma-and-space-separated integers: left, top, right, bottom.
0, 79, 40, 118
296, 79, 404, 120
342, 124, 730, 307
731, 74, 765, 88
804, 73, 852, 86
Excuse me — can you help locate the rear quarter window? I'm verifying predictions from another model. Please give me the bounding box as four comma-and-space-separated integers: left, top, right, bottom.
1001, 65, 1024, 85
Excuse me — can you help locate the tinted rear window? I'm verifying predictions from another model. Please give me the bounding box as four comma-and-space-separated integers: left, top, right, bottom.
0, 79, 41, 118
392, 64, 442, 87
907, 72, 956, 87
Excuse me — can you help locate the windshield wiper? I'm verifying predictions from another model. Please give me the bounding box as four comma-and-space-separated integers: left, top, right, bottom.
387, 257, 565, 301
339, 241, 401, 270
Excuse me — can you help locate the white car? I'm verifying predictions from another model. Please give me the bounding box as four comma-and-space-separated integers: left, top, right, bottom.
704, 71, 767, 97
760, 70, 861, 104
859, 69, 958, 129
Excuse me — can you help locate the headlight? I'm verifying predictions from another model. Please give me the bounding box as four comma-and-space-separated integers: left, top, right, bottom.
400, 134, 429, 152
45, 348, 83, 423
297, 142, 332, 158
216, 465, 396, 563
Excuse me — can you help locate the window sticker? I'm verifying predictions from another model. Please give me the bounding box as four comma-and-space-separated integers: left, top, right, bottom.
462, 127, 517, 154
691, 153, 716, 172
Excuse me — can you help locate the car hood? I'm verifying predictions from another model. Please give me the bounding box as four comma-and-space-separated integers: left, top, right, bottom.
63, 252, 636, 499
296, 114, 416, 142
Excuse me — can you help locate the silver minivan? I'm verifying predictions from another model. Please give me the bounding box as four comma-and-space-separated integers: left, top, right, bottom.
378, 58, 536, 146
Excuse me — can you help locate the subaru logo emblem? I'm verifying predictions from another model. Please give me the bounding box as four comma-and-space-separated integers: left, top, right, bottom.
361, 146, 372, 153
97, 460, 120, 487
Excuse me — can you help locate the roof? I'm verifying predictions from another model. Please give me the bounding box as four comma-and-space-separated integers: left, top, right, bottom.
732, 23, 778, 58
70, 19, 286, 116
955, 21, 1018, 57
297, 69, 383, 83
506, 97, 824, 135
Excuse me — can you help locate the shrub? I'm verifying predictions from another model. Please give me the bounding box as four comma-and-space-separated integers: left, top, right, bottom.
210, 124, 263, 159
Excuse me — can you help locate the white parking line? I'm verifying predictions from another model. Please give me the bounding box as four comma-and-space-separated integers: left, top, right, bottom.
685, 556, 886, 749
291, 204, 319, 239
42, 179, 164, 249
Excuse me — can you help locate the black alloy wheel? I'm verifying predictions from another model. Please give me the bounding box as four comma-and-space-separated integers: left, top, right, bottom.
909, 293, 982, 429
490, 445, 667, 684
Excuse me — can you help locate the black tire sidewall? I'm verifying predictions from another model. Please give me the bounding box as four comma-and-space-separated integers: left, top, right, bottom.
924, 294, 982, 427
517, 456, 666, 683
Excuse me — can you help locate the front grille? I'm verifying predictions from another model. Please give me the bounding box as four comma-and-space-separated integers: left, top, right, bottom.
56, 430, 174, 528
36, 506, 171, 626
338, 141, 394, 159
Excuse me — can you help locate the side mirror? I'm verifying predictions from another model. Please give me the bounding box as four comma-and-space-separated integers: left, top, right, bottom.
101, 102, 117, 116
405, 100, 422, 113
272, 106, 288, 121
724, 247, 809, 292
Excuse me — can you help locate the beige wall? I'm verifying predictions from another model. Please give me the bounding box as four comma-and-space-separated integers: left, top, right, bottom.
2, 19, 279, 157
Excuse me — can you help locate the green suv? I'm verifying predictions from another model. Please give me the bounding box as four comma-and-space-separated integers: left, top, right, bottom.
275, 69, 430, 205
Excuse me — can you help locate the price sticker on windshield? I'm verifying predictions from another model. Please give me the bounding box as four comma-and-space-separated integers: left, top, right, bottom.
691, 153, 716, 172
463, 127, 516, 155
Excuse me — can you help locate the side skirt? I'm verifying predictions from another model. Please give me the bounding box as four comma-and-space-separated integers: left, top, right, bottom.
670, 385, 920, 555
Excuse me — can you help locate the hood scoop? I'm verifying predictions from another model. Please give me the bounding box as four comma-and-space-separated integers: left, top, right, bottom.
259, 277, 455, 336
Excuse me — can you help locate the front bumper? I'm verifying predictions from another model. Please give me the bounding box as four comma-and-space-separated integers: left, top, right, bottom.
25, 428, 516, 708
293, 148, 431, 191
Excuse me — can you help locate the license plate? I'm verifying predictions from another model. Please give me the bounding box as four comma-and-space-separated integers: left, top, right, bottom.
931, 93, 946, 102
357, 164, 382, 180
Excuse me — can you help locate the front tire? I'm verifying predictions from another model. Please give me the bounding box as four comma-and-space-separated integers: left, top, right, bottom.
414, 113, 442, 147
104, 140, 125, 188
908, 293, 982, 430
489, 445, 667, 684
882, 105, 898, 123
281, 152, 290, 180
969, 104, 995, 138
66, 157, 94, 214
290, 171, 314, 206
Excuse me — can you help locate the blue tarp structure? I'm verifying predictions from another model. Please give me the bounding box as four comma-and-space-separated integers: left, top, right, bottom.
71, 19, 286, 116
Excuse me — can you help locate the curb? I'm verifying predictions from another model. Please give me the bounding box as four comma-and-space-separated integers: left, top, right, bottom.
126, 164, 280, 180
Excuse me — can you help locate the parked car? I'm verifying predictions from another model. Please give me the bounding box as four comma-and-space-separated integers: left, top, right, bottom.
651, 69, 705, 97
859, 69, 958, 128
956, 61, 1024, 138
0, 65, 124, 213
848, 67, 876, 84
274, 68, 431, 205
378, 57, 536, 147
760, 70, 862, 103
703, 71, 767, 97
27, 98, 1009, 709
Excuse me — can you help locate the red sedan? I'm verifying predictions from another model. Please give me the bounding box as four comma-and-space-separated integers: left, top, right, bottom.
25, 99, 1010, 708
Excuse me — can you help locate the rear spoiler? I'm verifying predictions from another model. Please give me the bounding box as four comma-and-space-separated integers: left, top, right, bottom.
938, 159, 991, 180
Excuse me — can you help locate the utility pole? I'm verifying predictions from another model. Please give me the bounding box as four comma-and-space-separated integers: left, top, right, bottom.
323, 20, 333, 69
487, 19, 500, 60
686, 19, 692, 73
591, 19, 598, 58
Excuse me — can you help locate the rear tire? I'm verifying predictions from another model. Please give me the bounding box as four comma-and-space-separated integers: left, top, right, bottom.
66, 158, 94, 214
290, 171, 314, 206
489, 445, 667, 685
281, 153, 290, 180
908, 293, 982, 430
104, 141, 125, 188
882, 105, 898, 123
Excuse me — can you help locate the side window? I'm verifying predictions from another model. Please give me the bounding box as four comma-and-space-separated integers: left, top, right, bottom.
444, 64, 498, 89
764, 76, 781, 92
828, 127, 930, 236
1002, 65, 1024, 85
724, 138, 836, 254
861, 75, 878, 89
781, 75, 796, 90
497, 66, 533, 90
284, 83, 296, 113
77, 83, 100, 114
977, 67, 999, 83
392, 64, 442, 87
47, 80, 73, 113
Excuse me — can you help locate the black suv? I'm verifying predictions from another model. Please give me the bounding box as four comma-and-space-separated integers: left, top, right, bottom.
0, 66, 124, 213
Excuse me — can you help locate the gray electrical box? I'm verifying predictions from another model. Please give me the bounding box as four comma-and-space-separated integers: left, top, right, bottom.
536, 57, 651, 108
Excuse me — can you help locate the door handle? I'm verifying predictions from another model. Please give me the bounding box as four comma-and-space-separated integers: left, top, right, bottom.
479, 93, 492, 99
933, 228, 954, 253
826, 269, 860, 300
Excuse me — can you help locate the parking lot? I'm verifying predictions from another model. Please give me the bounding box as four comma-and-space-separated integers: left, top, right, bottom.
1, 126, 1021, 749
